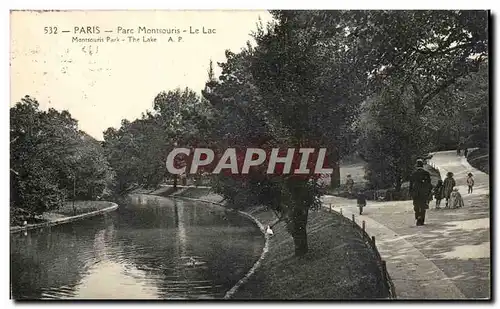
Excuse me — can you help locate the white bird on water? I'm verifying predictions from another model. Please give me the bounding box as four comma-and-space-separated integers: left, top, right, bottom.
266, 226, 274, 236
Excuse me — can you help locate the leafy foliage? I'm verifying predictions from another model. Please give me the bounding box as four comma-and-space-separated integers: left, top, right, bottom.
10, 96, 115, 221
102, 88, 212, 192
19, 10, 487, 257
332, 10, 489, 190
356, 84, 433, 191
201, 10, 488, 254
202, 12, 367, 255
425, 62, 489, 149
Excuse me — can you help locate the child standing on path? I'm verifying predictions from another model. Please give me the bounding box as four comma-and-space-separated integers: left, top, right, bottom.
467, 173, 474, 194
433, 179, 444, 209
443, 172, 456, 208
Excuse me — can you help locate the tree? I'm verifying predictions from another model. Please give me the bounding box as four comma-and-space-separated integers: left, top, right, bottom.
356, 83, 433, 191
203, 10, 489, 254
338, 10, 488, 190
464, 64, 489, 148
11, 97, 74, 216
10, 96, 115, 220
203, 15, 349, 256
334, 10, 488, 112
102, 117, 165, 192
103, 87, 212, 192
71, 132, 116, 199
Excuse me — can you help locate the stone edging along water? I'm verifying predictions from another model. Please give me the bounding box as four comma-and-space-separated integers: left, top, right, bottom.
10, 202, 119, 234
166, 194, 272, 300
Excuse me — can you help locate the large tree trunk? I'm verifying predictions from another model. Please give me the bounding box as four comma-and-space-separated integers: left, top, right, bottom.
291, 207, 309, 256
395, 173, 402, 192
293, 225, 308, 256
328, 148, 341, 189
330, 162, 341, 189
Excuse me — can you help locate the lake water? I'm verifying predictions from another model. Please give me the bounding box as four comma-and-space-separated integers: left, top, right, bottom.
10, 194, 264, 299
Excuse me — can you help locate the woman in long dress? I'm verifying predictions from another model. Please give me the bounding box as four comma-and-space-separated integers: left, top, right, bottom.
448, 187, 464, 209
443, 172, 456, 208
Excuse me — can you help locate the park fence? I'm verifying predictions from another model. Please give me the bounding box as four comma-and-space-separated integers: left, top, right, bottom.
324, 204, 397, 299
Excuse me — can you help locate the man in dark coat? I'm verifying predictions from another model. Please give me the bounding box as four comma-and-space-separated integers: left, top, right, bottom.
409, 159, 433, 226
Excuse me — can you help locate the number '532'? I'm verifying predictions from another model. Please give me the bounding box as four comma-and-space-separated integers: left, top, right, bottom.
44, 26, 58, 34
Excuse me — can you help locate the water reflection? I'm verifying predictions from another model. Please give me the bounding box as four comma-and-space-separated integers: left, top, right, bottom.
11, 194, 264, 299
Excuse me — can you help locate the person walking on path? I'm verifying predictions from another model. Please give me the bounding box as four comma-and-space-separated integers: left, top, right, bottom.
443, 172, 456, 208
409, 159, 433, 226
466, 173, 475, 194
357, 190, 367, 215
433, 179, 445, 209
464, 147, 469, 158
448, 187, 465, 209
345, 174, 354, 196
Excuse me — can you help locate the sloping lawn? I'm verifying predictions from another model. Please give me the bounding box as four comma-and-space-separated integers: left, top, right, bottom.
467, 148, 489, 174
233, 208, 390, 299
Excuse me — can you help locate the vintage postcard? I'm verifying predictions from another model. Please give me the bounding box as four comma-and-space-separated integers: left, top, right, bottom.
9, 10, 490, 300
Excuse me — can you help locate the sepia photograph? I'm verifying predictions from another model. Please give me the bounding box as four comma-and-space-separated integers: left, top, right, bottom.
9, 9, 490, 300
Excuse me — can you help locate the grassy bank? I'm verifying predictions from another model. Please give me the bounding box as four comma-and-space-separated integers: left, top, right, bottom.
467, 148, 489, 174
53, 200, 116, 216
11, 200, 117, 228
167, 187, 214, 199
232, 207, 390, 299
168, 187, 391, 299
10, 201, 118, 234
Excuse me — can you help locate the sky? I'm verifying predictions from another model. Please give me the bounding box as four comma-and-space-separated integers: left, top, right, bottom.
10, 10, 274, 140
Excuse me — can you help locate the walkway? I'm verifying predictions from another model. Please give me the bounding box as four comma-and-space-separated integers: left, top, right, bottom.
322, 150, 490, 299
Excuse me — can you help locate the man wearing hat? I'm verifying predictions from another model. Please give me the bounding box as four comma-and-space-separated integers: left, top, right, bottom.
409, 159, 433, 226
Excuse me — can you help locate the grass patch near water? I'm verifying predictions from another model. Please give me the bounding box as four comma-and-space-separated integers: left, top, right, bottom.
53, 200, 115, 216
233, 208, 390, 299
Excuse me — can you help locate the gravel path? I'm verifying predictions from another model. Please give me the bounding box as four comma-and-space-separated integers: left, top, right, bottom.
322, 150, 490, 299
